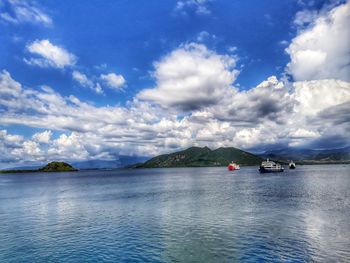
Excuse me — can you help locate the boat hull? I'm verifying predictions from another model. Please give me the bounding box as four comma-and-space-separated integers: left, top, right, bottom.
228, 166, 240, 171
259, 166, 284, 173
228, 163, 240, 171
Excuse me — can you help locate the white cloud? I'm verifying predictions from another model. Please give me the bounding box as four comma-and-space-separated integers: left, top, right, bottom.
94, 83, 103, 94
196, 30, 217, 43
293, 9, 318, 27
24, 39, 76, 69
227, 46, 238, 53
9, 139, 42, 160
293, 79, 350, 115
286, 1, 350, 81
289, 128, 320, 138
0, 129, 23, 146
72, 71, 93, 88
72, 70, 103, 94
22, 140, 41, 155
0, 69, 21, 96
137, 43, 239, 111
196, 30, 210, 42
32, 130, 52, 144
0, 0, 52, 26
101, 73, 126, 90
175, 0, 211, 15
210, 76, 294, 124
48, 132, 90, 160
233, 128, 268, 149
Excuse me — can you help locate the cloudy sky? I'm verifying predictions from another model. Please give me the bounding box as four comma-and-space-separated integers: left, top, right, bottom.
0, 0, 349, 168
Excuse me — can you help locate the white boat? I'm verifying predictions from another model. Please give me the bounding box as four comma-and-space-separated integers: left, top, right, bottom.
259, 159, 284, 173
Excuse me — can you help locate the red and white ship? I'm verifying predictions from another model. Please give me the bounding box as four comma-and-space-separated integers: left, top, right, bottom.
227, 162, 240, 171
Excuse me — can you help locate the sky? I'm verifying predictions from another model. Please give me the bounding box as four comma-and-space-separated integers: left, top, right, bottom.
0, 0, 349, 168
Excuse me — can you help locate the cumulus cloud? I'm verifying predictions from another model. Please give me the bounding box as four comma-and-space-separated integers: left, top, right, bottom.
72, 70, 103, 94
21, 140, 41, 155
1, 67, 349, 167
210, 76, 293, 125
0, 71, 176, 157
175, 0, 211, 15
100, 73, 126, 90
0, 129, 23, 148
0, 129, 44, 165
24, 39, 76, 69
317, 101, 350, 126
293, 79, 350, 115
0, 0, 52, 26
137, 43, 239, 111
72, 71, 93, 88
32, 130, 52, 144
286, 1, 350, 81
48, 132, 90, 160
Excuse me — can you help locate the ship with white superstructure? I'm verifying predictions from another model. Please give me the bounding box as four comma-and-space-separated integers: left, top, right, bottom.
259, 159, 284, 173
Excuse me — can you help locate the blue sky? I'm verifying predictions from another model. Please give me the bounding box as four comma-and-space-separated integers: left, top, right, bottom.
0, 1, 315, 97
0, 0, 349, 167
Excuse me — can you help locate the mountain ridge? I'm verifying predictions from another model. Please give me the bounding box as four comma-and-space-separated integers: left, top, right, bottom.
137, 146, 262, 168
72, 156, 149, 169
260, 146, 350, 163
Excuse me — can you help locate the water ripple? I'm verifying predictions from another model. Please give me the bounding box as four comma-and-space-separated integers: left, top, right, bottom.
0, 165, 349, 262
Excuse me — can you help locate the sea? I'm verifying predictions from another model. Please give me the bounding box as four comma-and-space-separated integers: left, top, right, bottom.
0, 165, 349, 262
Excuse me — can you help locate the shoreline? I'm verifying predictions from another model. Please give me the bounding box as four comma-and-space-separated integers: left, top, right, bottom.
0, 169, 79, 174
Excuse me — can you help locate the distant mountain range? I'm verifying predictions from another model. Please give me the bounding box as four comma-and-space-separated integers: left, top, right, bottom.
136, 146, 262, 168
72, 156, 149, 169
260, 146, 350, 164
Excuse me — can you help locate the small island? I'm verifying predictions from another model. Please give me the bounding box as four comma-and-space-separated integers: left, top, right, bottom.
0, 162, 78, 173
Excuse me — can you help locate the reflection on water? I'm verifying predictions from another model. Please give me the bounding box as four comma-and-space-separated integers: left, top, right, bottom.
0, 165, 349, 262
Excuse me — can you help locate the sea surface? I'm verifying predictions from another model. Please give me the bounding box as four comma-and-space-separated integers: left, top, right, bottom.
0, 165, 350, 262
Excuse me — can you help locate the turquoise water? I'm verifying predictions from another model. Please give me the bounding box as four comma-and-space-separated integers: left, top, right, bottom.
0, 165, 350, 262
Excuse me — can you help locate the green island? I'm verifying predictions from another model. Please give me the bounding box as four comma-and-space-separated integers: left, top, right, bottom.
136, 146, 262, 168
0, 162, 78, 173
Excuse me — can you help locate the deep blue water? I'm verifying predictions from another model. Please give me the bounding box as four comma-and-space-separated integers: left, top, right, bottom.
0, 165, 350, 262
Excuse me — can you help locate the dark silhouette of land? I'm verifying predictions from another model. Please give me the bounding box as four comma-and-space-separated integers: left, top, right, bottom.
0, 162, 78, 173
